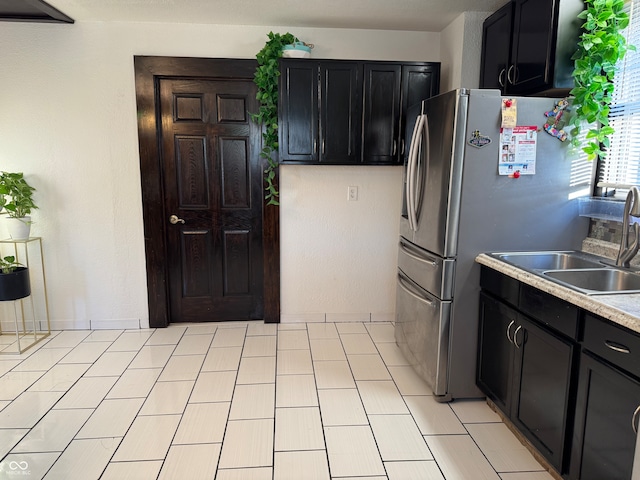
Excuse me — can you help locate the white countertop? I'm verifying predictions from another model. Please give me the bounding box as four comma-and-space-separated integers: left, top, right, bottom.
476, 252, 640, 335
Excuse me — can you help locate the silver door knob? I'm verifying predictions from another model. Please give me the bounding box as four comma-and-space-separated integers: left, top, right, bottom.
169, 215, 185, 225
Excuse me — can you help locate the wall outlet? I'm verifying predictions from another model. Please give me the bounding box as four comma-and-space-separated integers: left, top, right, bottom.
348, 186, 358, 201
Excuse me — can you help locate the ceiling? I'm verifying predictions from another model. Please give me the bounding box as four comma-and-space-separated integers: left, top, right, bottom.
2, 0, 506, 32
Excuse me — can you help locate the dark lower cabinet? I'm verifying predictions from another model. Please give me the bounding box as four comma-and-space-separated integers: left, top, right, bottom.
479, 265, 640, 478
511, 315, 575, 471
569, 352, 640, 480
569, 314, 640, 480
478, 292, 516, 413
478, 289, 575, 473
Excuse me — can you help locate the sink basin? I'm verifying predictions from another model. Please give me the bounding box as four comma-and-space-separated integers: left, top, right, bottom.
543, 268, 640, 295
495, 252, 604, 271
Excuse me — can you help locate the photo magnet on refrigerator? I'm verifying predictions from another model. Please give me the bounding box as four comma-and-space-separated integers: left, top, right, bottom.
468, 130, 492, 148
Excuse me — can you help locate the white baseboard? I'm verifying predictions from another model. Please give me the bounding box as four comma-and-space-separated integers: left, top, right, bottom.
0, 318, 144, 332
90, 319, 142, 330
326, 313, 371, 323
279, 312, 393, 323
371, 313, 395, 323
280, 313, 326, 323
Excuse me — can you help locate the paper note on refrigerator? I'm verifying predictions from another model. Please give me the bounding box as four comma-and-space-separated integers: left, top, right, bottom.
498, 126, 537, 176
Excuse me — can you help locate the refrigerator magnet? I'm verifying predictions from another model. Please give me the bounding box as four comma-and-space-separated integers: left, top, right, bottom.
498, 126, 537, 176
468, 130, 492, 148
501, 98, 517, 128
543, 98, 569, 141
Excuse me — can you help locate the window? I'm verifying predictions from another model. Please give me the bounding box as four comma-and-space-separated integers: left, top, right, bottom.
598, 0, 640, 196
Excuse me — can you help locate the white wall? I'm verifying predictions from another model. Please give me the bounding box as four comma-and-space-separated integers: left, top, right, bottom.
440, 12, 492, 91
0, 20, 442, 328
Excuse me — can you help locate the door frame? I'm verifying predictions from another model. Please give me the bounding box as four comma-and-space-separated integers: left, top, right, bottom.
134, 56, 280, 327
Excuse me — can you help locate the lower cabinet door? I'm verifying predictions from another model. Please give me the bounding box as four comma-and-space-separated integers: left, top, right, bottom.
477, 292, 516, 414
569, 352, 640, 480
511, 315, 575, 473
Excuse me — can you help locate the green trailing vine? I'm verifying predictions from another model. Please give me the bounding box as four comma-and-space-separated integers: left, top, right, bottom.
569, 0, 634, 161
251, 31, 298, 206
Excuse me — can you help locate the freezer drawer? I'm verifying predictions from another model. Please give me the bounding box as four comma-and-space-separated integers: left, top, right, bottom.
397, 237, 455, 300
394, 268, 451, 398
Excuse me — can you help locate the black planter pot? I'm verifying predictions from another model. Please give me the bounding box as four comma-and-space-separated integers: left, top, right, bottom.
0, 267, 31, 301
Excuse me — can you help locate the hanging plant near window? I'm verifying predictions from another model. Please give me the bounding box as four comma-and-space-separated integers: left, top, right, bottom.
251, 31, 298, 206
569, 0, 634, 161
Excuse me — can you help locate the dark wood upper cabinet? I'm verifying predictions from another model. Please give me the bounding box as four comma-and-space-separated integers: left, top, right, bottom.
479, 2, 513, 91
362, 63, 440, 165
279, 59, 361, 164
280, 59, 440, 165
480, 0, 583, 96
362, 63, 401, 165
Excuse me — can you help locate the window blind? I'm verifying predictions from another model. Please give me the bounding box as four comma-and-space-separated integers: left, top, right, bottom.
599, 0, 640, 194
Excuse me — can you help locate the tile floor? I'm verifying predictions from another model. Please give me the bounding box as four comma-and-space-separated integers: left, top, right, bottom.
0, 321, 556, 480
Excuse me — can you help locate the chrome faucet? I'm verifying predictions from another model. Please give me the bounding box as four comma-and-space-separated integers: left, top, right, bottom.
616, 186, 640, 268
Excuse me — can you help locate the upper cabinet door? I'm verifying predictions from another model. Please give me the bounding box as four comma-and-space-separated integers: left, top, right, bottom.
279, 60, 319, 162
509, 0, 555, 93
362, 63, 402, 164
479, 2, 513, 92
320, 62, 362, 164
400, 64, 440, 158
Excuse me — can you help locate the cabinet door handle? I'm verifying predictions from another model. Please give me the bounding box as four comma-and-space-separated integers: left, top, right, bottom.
507, 65, 515, 85
605, 340, 630, 354
506, 320, 516, 344
498, 68, 506, 87
400, 139, 405, 156
393, 140, 397, 156
322, 139, 325, 155
314, 140, 317, 154
632, 405, 640, 433
513, 325, 523, 348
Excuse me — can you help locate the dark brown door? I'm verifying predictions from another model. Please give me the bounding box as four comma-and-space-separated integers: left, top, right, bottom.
159, 78, 263, 322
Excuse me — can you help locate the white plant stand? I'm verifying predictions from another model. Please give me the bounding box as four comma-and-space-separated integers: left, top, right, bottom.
0, 237, 50, 354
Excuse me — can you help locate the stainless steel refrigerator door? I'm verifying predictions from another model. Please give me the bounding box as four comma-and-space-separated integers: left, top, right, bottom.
410, 90, 469, 258
394, 268, 451, 398
397, 237, 455, 300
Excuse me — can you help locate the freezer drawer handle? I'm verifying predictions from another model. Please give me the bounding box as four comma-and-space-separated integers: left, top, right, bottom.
605, 340, 630, 354
399, 241, 437, 267
398, 275, 435, 308
632, 405, 640, 433
506, 320, 515, 344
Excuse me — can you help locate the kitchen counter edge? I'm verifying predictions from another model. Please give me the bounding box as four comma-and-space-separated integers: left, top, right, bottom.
475, 253, 640, 335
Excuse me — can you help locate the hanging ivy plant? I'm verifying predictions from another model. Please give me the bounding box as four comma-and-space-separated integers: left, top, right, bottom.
569, 0, 634, 161
251, 31, 298, 206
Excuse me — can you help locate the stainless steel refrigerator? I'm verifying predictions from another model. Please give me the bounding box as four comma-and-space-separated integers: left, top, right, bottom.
395, 88, 592, 402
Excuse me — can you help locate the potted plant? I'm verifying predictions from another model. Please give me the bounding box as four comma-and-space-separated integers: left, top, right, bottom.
569, 0, 633, 161
0, 172, 37, 240
0, 255, 30, 301
251, 31, 299, 206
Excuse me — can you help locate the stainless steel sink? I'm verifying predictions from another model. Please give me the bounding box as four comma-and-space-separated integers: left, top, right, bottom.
543, 268, 640, 295
488, 250, 640, 295
494, 251, 605, 271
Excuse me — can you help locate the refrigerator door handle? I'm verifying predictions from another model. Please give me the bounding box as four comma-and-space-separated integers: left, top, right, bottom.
399, 240, 437, 267
414, 113, 429, 221
398, 272, 435, 307
407, 114, 425, 231
406, 115, 422, 231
